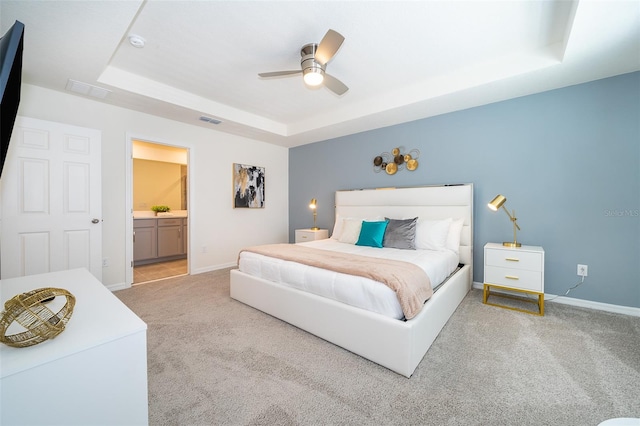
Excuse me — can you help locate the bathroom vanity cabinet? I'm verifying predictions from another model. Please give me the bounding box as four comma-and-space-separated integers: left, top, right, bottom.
134, 217, 187, 265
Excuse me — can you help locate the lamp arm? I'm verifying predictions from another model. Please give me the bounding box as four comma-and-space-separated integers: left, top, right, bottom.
501, 205, 521, 230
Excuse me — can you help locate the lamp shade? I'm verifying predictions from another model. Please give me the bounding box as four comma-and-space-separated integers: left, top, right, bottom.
309, 198, 317, 209
488, 194, 506, 211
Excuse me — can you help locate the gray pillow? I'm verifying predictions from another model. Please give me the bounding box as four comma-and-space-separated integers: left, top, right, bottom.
383, 217, 417, 250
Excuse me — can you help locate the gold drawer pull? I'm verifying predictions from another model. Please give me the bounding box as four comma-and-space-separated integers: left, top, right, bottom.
505, 257, 519, 262
505, 275, 519, 280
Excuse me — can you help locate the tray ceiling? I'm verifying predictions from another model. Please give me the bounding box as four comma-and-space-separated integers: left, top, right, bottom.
2, 1, 639, 147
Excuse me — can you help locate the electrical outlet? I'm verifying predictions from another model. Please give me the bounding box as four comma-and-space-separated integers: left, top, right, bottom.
577, 264, 588, 277
202, 245, 207, 253
102, 258, 109, 267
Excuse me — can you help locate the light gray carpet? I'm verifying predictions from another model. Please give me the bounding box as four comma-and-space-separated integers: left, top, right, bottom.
115, 268, 640, 426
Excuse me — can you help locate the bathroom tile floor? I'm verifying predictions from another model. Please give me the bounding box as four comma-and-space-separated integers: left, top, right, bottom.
134, 258, 188, 284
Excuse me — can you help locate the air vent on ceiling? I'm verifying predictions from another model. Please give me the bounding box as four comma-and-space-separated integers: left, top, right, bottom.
199, 115, 222, 125
65, 79, 111, 99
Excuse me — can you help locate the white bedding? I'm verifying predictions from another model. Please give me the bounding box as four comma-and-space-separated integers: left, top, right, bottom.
238, 239, 459, 320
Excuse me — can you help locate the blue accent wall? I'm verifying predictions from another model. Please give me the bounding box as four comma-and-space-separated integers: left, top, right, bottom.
289, 72, 640, 308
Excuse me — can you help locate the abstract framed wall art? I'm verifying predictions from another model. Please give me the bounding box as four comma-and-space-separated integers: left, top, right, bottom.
233, 163, 265, 208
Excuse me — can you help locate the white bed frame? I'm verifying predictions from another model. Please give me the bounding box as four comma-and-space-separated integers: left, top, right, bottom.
230, 184, 473, 377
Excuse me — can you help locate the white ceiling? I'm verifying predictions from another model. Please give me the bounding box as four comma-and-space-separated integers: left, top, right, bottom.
2, 1, 639, 148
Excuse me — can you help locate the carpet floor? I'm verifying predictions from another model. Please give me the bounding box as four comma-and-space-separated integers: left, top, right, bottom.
115, 268, 640, 426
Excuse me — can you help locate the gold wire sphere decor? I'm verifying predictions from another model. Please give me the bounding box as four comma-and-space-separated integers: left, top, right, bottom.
0, 287, 76, 348
373, 147, 420, 174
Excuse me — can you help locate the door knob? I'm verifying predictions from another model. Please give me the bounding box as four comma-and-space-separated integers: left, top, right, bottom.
91, 218, 100, 224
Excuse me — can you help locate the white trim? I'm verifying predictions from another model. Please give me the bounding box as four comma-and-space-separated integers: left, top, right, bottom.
125, 133, 134, 287
191, 262, 237, 275
125, 132, 194, 288
546, 294, 640, 317
106, 282, 128, 292
473, 281, 640, 317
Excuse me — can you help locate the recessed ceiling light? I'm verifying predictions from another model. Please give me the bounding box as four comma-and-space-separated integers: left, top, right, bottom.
128, 35, 145, 48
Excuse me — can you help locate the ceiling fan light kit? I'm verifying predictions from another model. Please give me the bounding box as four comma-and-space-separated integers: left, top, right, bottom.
259, 29, 348, 95
301, 44, 325, 86
303, 69, 324, 86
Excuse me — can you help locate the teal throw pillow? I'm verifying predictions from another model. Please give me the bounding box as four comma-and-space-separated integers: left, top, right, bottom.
355, 220, 389, 248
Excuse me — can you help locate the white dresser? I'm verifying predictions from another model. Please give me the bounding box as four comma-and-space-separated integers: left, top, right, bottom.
295, 228, 329, 243
483, 243, 545, 315
0, 268, 148, 425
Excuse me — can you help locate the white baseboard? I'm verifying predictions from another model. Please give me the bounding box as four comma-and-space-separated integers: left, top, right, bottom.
545, 295, 640, 317
107, 282, 128, 292
190, 262, 237, 275
472, 281, 640, 317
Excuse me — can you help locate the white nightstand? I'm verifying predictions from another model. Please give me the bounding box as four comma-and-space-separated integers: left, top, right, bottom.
295, 228, 329, 243
483, 242, 545, 316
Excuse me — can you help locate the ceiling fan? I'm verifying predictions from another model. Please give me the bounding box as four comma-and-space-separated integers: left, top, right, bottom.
258, 29, 348, 95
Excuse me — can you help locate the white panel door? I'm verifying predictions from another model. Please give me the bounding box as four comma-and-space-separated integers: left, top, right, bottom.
1, 117, 102, 280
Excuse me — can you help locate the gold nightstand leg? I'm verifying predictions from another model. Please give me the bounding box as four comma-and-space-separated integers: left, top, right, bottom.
483, 283, 544, 316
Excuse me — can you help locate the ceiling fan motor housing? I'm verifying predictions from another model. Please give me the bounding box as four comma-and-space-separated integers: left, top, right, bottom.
301, 43, 325, 84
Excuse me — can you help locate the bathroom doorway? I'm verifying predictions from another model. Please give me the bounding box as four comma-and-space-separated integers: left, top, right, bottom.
131, 140, 189, 284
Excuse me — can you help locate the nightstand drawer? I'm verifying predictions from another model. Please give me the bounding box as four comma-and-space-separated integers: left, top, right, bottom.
295, 229, 328, 243
485, 249, 542, 271
485, 266, 543, 292
296, 232, 313, 242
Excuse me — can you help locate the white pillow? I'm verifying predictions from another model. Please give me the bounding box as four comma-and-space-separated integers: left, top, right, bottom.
332, 215, 384, 240
331, 214, 344, 239
446, 218, 464, 253
415, 218, 452, 251
338, 218, 363, 244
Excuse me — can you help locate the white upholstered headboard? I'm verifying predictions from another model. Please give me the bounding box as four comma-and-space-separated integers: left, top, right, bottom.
334, 184, 474, 271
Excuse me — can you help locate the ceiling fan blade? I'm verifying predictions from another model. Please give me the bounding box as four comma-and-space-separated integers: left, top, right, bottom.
258, 70, 302, 78
323, 73, 348, 95
315, 29, 344, 65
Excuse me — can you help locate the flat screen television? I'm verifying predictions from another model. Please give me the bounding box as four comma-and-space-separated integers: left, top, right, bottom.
0, 20, 24, 178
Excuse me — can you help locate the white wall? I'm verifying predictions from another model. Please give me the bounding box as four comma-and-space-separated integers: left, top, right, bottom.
14, 84, 289, 287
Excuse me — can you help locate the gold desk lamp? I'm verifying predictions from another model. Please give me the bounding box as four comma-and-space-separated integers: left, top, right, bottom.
309, 198, 319, 230
488, 194, 521, 247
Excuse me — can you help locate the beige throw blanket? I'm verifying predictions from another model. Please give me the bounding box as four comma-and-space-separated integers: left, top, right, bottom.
240, 244, 433, 320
